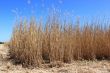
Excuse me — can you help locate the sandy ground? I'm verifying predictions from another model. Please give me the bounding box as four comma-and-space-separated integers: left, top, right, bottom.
0, 44, 110, 73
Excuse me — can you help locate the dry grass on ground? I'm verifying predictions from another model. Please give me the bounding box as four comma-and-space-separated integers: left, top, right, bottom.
0, 44, 110, 73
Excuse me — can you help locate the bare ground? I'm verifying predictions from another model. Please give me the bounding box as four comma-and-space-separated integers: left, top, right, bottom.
0, 44, 110, 73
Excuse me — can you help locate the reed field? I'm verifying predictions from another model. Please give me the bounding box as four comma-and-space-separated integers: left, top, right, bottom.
8, 16, 110, 68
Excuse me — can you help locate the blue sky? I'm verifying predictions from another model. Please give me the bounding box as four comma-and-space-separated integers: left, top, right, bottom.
0, 0, 110, 42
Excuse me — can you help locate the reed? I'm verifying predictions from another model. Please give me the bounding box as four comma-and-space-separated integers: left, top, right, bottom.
9, 16, 110, 67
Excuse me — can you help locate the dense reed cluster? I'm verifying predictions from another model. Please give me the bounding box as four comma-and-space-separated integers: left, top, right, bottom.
8, 17, 110, 67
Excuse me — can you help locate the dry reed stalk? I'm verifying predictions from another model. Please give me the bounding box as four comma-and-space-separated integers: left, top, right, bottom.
9, 16, 110, 68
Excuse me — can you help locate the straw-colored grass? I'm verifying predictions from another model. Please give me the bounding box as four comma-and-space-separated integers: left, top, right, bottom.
8, 16, 110, 67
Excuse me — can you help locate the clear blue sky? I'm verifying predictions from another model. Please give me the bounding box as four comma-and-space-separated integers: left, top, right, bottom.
0, 0, 110, 42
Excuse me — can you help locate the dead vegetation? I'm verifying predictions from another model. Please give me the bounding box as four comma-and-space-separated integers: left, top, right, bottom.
8, 16, 110, 67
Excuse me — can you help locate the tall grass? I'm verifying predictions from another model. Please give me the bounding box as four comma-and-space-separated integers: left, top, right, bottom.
9, 19, 43, 67
9, 16, 110, 67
